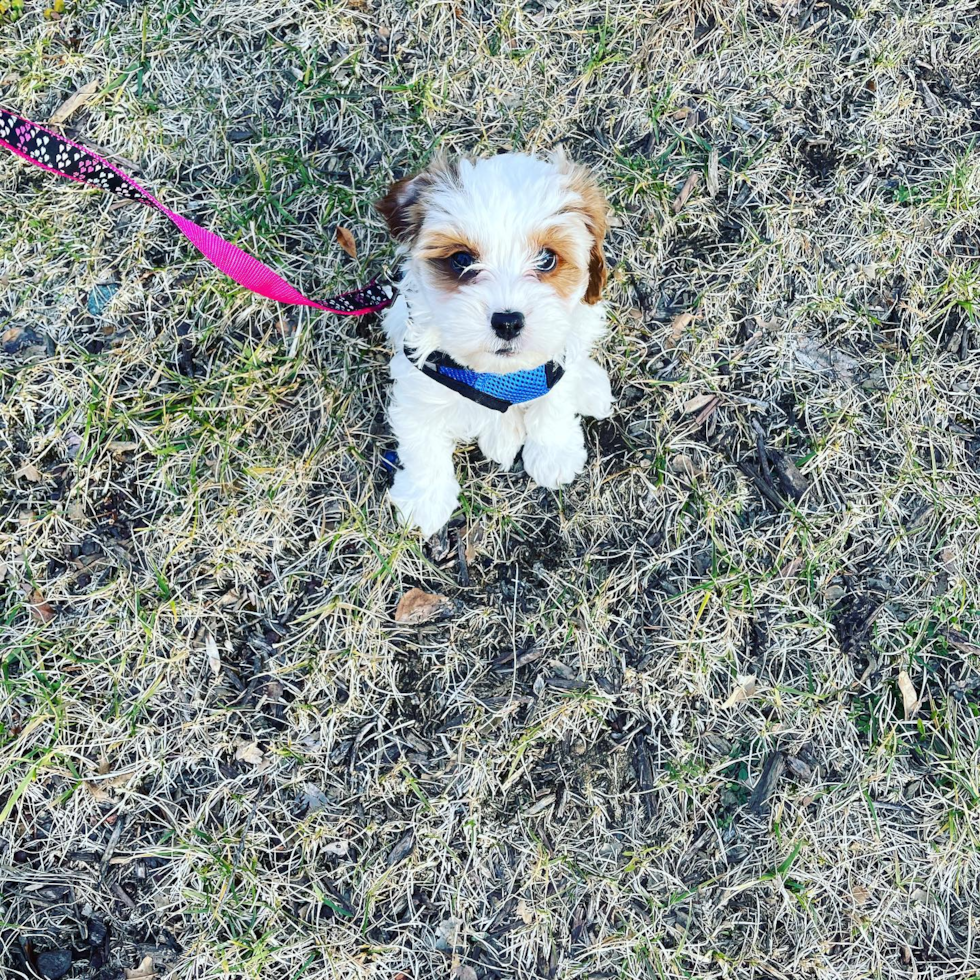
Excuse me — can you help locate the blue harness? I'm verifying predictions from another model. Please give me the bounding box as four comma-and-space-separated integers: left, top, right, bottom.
405, 347, 565, 412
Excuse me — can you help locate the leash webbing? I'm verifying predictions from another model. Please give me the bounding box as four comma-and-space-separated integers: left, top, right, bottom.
0, 103, 568, 412
0, 104, 392, 316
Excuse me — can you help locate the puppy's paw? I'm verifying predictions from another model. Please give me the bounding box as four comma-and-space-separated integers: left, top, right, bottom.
576, 361, 614, 420
478, 410, 526, 469
523, 433, 587, 489
389, 472, 460, 537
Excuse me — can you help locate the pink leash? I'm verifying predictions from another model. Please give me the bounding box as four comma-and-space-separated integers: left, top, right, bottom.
0, 104, 393, 316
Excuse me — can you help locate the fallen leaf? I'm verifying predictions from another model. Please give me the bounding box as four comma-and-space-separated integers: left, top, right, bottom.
124, 956, 156, 980
778, 556, 804, 579
707, 148, 720, 196
898, 670, 921, 719
65, 433, 83, 458
770, 450, 809, 501
722, 674, 757, 708
335, 226, 357, 259
394, 588, 454, 625
386, 828, 415, 866
49, 79, 100, 125
204, 634, 220, 675
15, 463, 42, 482
28, 589, 56, 624
434, 917, 462, 951
463, 520, 486, 563
526, 793, 556, 815
667, 312, 694, 348
84, 781, 112, 802
672, 172, 700, 214
668, 454, 701, 481
791, 334, 859, 383
683, 392, 717, 414
235, 742, 264, 766
852, 884, 871, 905
785, 755, 813, 779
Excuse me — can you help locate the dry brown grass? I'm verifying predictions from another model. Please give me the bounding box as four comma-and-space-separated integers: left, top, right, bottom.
2, 1, 980, 978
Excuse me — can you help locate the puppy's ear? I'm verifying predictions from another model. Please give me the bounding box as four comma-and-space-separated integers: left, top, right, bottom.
559, 158, 609, 304
579, 179, 609, 305
376, 174, 428, 243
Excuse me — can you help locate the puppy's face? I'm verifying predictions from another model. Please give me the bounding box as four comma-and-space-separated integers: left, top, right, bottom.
378, 153, 607, 372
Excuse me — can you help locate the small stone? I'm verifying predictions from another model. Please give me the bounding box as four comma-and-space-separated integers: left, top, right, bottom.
87, 282, 119, 317
37, 949, 72, 979
87, 917, 108, 947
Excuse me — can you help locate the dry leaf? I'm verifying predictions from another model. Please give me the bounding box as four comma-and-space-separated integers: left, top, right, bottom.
683, 392, 717, 414
124, 956, 156, 980
335, 226, 357, 259
204, 634, 220, 675
668, 454, 700, 480
394, 588, 454, 625
463, 521, 486, 563
722, 674, 757, 708
852, 884, 871, 905
707, 148, 720, 196
28, 589, 56, 624
672, 172, 700, 214
49, 79, 100, 126
235, 742, 264, 766
791, 334, 860, 383
667, 312, 694, 348
16, 463, 42, 482
898, 671, 920, 719
65, 432, 83, 458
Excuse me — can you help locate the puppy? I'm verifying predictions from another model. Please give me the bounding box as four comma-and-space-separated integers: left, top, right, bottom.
377, 151, 613, 536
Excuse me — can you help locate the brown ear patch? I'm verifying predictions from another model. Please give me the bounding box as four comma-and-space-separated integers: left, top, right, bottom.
561, 163, 609, 305
376, 175, 425, 243
376, 157, 460, 245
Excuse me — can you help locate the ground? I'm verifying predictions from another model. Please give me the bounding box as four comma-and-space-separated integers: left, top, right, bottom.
1, 1, 980, 978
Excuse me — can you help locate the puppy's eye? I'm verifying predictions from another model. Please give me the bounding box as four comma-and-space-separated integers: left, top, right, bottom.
450, 251, 476, 273
535, 248, 558, 272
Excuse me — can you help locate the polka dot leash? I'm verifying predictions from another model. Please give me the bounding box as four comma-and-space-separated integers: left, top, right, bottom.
0, 104, 394, 316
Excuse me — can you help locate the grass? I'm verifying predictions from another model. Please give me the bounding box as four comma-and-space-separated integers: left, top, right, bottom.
1, 0, 980, 978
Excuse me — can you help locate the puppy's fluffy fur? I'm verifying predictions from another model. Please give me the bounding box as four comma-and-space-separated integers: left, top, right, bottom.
378, 152, 613, 536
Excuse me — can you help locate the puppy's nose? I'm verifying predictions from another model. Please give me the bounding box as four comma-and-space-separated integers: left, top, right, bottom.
491, 310, 525, 341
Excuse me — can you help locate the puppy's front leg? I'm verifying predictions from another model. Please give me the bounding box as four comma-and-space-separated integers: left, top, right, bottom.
389, 421, 460, 537
521, 383, 588, 490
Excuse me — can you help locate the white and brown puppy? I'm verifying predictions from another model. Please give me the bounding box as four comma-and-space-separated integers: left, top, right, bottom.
377, 152, 613, 536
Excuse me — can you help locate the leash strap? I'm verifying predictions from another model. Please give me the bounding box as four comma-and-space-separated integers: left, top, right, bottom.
0, 104, 392, 316
405, 346, 564, 412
